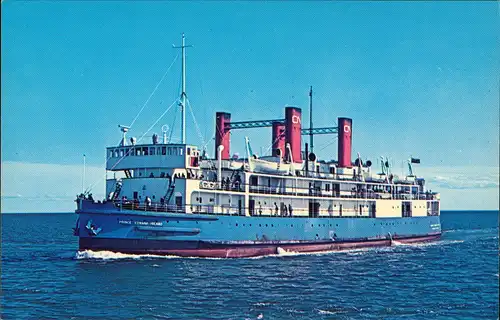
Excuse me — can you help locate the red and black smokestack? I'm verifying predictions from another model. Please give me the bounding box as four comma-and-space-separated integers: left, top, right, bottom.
337, 117, 352, 167
215, 112, 231, 160
285, 107, 302, 163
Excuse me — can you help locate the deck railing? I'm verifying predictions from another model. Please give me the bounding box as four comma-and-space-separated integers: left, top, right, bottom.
198, 180, 438, 201
110, 199, 439, 218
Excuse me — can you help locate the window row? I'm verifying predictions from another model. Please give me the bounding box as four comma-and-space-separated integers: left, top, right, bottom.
109, 146, 184, 158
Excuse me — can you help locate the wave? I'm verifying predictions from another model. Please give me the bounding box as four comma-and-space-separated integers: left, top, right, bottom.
273, 247, 349, 258
391, 240, 408, 246
392, 239, 464, 248
272, 246, 384, 258
317, 307, 360, 315
318, 309, 337, 315
75, 250, 181, 260
276, 247, 300, 256
443, 227, 498, 234
75, 250, 238, 261
253, 302, 272, 307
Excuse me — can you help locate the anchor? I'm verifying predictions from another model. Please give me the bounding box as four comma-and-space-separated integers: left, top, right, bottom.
86, 219, 102, 236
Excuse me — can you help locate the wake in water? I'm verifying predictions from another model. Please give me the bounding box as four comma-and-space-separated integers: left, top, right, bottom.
75, 250, 234, 261
271, 246, 379, 258
391, 239, 464, 248
391, 240, 407, 246
75, 250, 181, 260
443, 227, 498, 234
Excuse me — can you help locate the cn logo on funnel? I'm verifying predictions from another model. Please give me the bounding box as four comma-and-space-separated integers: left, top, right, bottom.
292, 115, 301, 124
344, 125, 351, 133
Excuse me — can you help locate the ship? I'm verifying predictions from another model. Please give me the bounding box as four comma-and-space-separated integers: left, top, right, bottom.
74, 34, 441, 258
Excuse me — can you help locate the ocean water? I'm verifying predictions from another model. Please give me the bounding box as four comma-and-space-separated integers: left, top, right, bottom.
1, 211, 498, 320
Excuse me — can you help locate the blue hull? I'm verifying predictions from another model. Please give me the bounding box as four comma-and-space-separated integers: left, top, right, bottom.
75, 206, 441, 257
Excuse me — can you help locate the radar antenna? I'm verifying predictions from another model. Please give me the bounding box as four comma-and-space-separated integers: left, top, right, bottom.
118, 125, 130, 146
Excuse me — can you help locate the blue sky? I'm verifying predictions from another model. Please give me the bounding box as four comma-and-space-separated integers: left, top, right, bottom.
1, 1, 498, 212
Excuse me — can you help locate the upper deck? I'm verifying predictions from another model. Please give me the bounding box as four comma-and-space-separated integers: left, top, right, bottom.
106, 143, 201, 171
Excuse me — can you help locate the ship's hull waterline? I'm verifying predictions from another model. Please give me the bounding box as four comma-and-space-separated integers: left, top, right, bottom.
79, 234, 441, 258
76, 210, 441, 258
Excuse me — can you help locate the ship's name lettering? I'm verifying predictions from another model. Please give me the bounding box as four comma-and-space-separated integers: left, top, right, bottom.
119, 220, 162, 226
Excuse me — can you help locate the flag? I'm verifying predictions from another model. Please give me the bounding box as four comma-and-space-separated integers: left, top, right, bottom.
411, 157, 420, 164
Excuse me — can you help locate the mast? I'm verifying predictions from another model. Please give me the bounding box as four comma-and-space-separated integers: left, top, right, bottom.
82, 154, 86, 194
309, 86, 313, 153
181, 34, 186, 144
173, 33, 192, 144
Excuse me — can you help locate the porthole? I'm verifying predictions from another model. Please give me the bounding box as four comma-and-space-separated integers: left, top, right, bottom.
259, 224, 262, 227
265, 224, 268, 227
271, 224, 274, 227
236, 223, 238, 227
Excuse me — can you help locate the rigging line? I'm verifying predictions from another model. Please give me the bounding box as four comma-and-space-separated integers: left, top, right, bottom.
169, 70, 183, 142
137, 99, 179, 142
186, 97, 217, 171
186, 97, 205, 146
128, 53, 179, 129
169, 107, 178, 142
263, 132, 286, 156
85, 99, 179, 193
201, 134, 215, 153
82, 136, 124, 194
317, 136, 338, 152
84, 54, 178, 194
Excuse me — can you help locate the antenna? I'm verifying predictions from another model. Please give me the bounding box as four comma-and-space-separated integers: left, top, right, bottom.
173, 33, 193, 145
309, 86, 313, 153
82, 154, 86, 194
